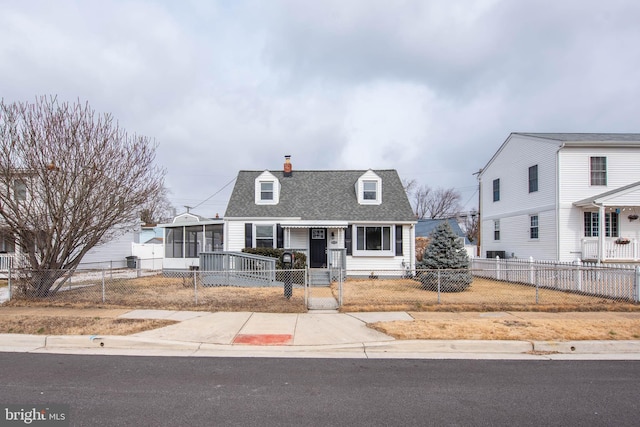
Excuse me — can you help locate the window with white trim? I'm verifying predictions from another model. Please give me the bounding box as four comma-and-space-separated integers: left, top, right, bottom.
355, 226, 392, 254
590, 157, 607, 186
255, 225, 274, 248
363, 181, 377, 200
493, 179, 500, 202
494, 220, 500, 241
14, 179, 27, 201
584, 212, 618, 237
260, 181, 273, 201
530, 215, 539, 239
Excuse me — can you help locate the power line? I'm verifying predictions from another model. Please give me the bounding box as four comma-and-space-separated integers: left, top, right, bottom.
191, 176, 237, 210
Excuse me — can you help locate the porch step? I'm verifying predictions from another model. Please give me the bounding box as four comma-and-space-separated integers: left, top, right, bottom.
309, 269, 331, 286
307, 297, 339, 311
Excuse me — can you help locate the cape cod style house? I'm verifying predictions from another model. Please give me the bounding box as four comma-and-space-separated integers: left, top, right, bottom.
478, 133, 640, 263
159, 158, 417, 274
222, 157, 417, 275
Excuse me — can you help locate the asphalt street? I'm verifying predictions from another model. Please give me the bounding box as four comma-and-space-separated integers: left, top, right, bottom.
0, 353, 639, 426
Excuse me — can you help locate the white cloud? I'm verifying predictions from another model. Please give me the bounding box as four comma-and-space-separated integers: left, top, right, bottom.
1, 0, 640, 216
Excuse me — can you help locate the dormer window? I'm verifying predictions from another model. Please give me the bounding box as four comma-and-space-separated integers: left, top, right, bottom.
254, 171, 280, 205
363, 181, 377, 200
260, 182, 274, 201
356, 170, 382, 205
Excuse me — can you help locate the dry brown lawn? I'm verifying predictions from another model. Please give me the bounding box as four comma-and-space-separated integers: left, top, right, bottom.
335, 277, 640, 312
370, 318, 640, 341
0, 315, 175, 335
3, 274, 640, 339
6, 275, 306, 313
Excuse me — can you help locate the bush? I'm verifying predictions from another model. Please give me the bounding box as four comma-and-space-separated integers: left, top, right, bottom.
242, 248, 307, 269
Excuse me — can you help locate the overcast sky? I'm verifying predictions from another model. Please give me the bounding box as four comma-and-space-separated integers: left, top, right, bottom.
2, 0, 639, 217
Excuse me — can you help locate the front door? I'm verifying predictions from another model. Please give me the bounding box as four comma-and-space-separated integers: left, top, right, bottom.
309, 228, 327, 268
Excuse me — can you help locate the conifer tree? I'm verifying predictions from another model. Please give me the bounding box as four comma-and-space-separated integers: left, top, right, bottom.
416, 222, 472, 292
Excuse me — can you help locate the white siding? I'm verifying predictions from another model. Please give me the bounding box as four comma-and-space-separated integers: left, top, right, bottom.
558, 147, 640, 204
287, 229, 308, 250
225, 221, 247, 252
480, 135, 560, 259
79, 231, 134, 267
557, 147, 640, 261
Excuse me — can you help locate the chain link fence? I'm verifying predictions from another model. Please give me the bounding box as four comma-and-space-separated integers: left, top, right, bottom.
337, 267, 640, 311
3, 264, 640, 312
4, 267, 308, 313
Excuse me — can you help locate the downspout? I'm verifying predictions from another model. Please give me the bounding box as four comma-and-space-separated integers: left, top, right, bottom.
556, 143, 564, 261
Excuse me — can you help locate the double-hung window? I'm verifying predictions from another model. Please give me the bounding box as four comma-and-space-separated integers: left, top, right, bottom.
255, 225, 274, 248
493, 220, 500, 240
363, 181, 377, 200
530, 215, 539, 239
260, 182, 274, 201
590, 157, 607, 186
493, 179, 500, 202
14, 179, 27, 201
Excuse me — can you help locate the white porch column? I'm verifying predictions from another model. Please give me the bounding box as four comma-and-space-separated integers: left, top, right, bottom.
599, 205, 606, 262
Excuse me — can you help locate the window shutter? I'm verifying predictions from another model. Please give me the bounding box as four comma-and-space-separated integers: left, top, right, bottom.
345, 226, 352, 255
276, 224, 284, 248
395, 225, 403, 256
244, 223, 253, 248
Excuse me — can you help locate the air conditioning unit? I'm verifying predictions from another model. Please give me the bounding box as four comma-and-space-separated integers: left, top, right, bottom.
486, 250, 506, 259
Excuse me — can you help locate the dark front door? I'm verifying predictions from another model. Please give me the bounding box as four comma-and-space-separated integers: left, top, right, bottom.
309, 228, 327, 268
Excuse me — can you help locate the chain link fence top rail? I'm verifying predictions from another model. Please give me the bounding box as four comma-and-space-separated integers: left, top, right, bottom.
6, 268, 307, 313
4, 263, 640, 312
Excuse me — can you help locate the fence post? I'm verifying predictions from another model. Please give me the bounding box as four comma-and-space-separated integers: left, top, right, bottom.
194, 269, 198, 305
529, 256, 534, 285
102, 268, 106, 303
496, 256, 501, 281
573, 258, 582, 291
304, 268, 308, 308
339, 268, 343, 307
535, 267, 539, 304
437, 269, 441, 304
635, 267, 640, 303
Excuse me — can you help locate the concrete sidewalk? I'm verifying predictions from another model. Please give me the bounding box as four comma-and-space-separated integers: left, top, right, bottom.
0, 308, 639, 359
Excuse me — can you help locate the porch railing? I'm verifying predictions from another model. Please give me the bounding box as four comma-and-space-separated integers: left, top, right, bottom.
198, 251, 276, 286
581, 238, 639, 261
0, 253, 15, 272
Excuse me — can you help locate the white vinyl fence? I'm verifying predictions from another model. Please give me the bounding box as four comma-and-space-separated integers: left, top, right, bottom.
471, 257, 640, 302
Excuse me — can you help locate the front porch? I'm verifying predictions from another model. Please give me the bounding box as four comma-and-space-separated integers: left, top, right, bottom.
581, 238, 639, 262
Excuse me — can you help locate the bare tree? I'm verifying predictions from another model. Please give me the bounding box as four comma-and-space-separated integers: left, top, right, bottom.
140, 186, 174, 225
412, 185, 432, 219
402, 178, 417, 195
459, 208, 479, 243
410, 184, 461, 219
426, 187, 462, 219
0, 96, 165, 296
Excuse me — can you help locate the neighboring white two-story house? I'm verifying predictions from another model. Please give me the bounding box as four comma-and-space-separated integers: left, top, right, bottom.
478, 133, 640, 263
223, 157, 417, 274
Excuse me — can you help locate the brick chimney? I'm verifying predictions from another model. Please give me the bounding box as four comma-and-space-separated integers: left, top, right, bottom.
283, 155, 292, 177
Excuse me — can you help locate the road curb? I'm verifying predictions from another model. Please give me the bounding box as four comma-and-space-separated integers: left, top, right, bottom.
533, 340, 640, 354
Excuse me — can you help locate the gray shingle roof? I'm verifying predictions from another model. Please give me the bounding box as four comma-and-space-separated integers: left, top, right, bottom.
224, 169, 416, 222
515, 133, 640, 142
